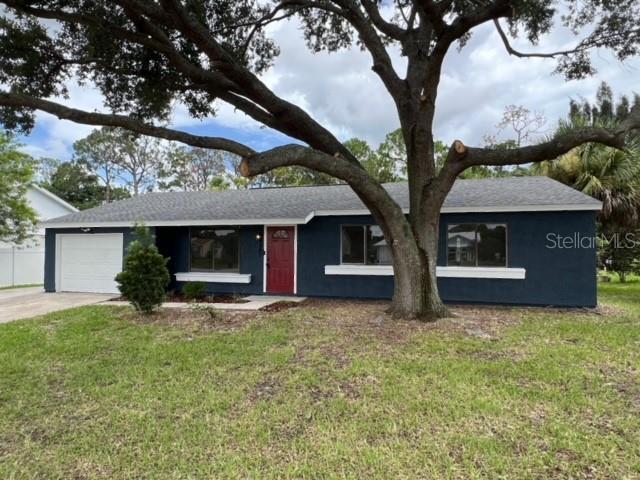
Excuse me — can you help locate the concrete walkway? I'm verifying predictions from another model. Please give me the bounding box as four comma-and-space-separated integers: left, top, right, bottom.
105, 295, 307, 311
0, 287, 114, 323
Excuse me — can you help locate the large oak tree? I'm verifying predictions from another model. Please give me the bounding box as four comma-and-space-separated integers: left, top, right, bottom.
1, 0, 639, 319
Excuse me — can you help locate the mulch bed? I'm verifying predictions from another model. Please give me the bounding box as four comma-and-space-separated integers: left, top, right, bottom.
111, 294, 249, 304
165, 293, 250, 304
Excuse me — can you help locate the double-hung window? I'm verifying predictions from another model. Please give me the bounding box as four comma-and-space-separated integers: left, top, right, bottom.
341, 225, 392, 265
190, 227, 239, 272
447, 223, 507, 267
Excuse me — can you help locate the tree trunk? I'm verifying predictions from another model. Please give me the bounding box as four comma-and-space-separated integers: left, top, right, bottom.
383, 100, 449, 320
384, 211, 449, 320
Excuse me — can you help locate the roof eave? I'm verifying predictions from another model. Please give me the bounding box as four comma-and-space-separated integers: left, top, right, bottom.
42, 203, 602, 229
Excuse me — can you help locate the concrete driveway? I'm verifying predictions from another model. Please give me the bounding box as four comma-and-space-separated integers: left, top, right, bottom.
0, 287, 114, 323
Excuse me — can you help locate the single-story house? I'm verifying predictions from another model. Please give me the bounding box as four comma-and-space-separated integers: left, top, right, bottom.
42, 177, 602, 307
0, 185, 77, 288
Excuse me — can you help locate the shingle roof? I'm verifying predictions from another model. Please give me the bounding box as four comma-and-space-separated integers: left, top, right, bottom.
43, 176, 602, 227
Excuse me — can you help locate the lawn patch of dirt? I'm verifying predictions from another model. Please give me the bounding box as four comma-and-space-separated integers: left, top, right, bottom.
259, 301, 301, 313
118, 307, 261, 333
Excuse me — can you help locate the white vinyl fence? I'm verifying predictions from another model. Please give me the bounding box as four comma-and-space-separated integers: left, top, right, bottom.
0, 235, 45, 287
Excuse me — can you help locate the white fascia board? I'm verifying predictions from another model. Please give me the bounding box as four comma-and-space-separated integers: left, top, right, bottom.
325, 264, 526, 280
175, 272, 252, 284
43, 217, 309, 229
314, 204, 601, 216
440, 204, 602, 213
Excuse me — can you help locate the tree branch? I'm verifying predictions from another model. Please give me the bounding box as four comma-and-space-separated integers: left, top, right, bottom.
239, 144, 407, 222
493, 20, 587, 59
451, 105, 640, 170
360, 0, 406, 39
127, 0, 363, 164
0, 91, 255, 157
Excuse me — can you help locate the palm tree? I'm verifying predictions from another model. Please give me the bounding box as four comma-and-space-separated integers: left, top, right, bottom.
533, 118, 640, 230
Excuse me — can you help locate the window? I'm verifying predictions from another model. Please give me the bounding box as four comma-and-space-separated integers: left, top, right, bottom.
341, 225, 392, 265
190, 228, 239, 272
447, 223, 506, 267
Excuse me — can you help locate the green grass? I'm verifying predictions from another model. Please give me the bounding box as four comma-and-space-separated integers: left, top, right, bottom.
0, 283, 42, 290
1, 286, 640, 479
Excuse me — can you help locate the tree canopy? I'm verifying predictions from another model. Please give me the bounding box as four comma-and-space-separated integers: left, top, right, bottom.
0, 131, 37, 244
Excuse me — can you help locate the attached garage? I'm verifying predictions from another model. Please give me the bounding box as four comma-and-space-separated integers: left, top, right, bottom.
55, 233, 124, 294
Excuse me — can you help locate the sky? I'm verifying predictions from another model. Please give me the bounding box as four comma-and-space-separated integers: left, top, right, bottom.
16, 13, 640, 161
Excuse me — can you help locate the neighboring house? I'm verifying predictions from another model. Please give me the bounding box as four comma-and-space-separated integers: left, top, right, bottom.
0, 186, 78, 287
42, 177, 602, 307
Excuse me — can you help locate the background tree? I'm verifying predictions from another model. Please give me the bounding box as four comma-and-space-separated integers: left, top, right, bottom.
344, 137, 399, 183
115, 133, 166, 196
376, 128, 410, 178
73, 128, 123, 202
1, 1, 640, 319
485, 105, 547, 148
209, 175, 231, 191
0, 131, 37, 244
600, 231, 640, 283
159, 146, 227, 191
35, 156, 60, 184
42, 162, 129, 210
569, 82, 640, 125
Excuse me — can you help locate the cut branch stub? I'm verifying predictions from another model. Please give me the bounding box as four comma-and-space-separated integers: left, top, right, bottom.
239, 158, 251, 177
453, 140, 466, 155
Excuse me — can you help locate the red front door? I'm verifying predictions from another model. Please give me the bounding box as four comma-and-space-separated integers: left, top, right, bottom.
266, 226, 295, 294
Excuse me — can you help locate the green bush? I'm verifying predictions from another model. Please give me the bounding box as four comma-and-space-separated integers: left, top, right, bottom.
115, 225, 170, 314
183, 281, 205, 300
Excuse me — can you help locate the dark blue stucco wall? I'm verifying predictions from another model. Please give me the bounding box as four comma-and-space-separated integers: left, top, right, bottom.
44, 227, 137, 292
44, 210, 598, 307
297, 211, 598, 307
155, 226, 264, 295
436, 211, 597, 307
297, 216, 395, 299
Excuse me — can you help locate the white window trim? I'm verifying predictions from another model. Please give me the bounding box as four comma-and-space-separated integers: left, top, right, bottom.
324, 264, 526, 280
175, 272, 251, 284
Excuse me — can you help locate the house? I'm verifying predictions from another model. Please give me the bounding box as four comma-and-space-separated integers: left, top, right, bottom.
42, 177, 602, 307
0, 186, 78, 287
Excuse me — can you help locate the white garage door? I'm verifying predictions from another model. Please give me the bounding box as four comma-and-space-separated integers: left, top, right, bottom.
57, 233, 123, 294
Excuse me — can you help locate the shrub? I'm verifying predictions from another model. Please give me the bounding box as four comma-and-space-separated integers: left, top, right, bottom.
183, 281, 205, 300
115, 225, 170, 314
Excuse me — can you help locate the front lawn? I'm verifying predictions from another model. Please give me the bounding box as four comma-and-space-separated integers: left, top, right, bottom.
1, 286, 639, 478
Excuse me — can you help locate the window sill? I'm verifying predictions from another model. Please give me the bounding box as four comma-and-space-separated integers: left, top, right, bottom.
324, 265, 394, 276
175, 272, 252, 284
324, 265, 526, 280
437, 266, 526, 279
